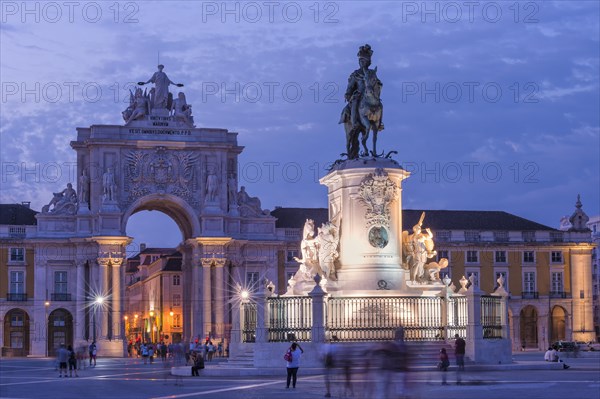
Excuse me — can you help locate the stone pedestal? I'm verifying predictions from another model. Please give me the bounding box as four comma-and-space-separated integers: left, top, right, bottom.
320, 158, 410, 295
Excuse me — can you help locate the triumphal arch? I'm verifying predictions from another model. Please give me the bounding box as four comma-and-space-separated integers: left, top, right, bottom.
33, 65, 279, 356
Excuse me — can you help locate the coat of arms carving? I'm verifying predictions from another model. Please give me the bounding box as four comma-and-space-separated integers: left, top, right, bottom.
124, 147, 199, 206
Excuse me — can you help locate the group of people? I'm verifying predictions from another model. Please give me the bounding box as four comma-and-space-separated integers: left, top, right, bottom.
54, 342, 96, 377
438, 334, 466, 385
544, 346, 571, 369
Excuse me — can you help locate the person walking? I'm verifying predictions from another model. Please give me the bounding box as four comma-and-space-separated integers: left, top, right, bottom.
56, 344, 69, 378
322, 342, 336, 397
285, 342, 304, 389
141, 343, 149, 364
454, 334, 466, 385
68, 345, 79, 377
439, 348, 450, 385
88, 341, 97, 367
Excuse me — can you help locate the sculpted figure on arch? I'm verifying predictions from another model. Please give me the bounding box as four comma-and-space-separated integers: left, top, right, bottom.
138, 64, 184, 110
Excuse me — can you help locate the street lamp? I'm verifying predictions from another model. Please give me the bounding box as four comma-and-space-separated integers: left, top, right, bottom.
44, 301, 50, 357
92, 296, 105, 342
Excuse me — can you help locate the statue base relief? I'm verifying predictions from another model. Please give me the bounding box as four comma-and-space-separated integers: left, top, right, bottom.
320, 157, 411, 295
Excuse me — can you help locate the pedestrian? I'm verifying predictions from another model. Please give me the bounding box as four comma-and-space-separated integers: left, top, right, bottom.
217, 342, 223, 358
68, 345, 79, 377
207, 341, 215, 361
439, 348, 450, 385
88, 341, 97, 367
56, 344, 69, 378
322, 342, 336, 397
285, 342, 304, 389
149, 344, 155, 363
454, 334, 465, 384
191, 351, 204, 376
141, 343, 149, 364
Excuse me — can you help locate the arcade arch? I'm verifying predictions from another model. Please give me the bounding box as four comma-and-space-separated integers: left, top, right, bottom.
3, 308, 30, 357
519, 305, 538, 349
48, 308, 73, 356
550, 305, 567, 342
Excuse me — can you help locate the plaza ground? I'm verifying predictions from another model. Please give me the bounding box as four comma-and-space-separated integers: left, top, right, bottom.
1, 352, 599, 399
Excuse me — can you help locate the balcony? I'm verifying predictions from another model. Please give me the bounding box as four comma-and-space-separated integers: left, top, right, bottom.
7, 293, 27, 301
51, 293, 72, 301
550, 291, 567, 299
522, 291, 539, 299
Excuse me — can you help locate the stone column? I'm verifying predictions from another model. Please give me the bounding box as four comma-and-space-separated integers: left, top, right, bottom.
308, 275, 326, 343
214, 259, 226, 338
570, 248, 595, 342
111, 258, 123, 341
255, 282, 268, 343
465, 275, 483, 362
74, 260, 87, 344
201, 258, 213, 339
97, 258, 109, 339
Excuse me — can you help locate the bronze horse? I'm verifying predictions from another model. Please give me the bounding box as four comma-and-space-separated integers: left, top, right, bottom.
342, 67, 384, 158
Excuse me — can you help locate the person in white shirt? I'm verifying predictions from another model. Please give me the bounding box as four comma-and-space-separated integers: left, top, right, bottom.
285, 342, 304, 389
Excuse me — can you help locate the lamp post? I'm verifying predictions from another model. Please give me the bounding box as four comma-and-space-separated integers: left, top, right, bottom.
44, 301, 50, 357
92, 296, 105, 342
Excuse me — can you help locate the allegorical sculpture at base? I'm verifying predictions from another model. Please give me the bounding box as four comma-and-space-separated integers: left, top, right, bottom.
402, 212, 448, 284
123, 64, 195, 127
339, 44, 384, 159
285, 218, 340, 295
42, 183, 78, 215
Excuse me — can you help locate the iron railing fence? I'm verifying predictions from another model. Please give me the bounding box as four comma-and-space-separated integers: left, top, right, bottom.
241, 302, 257, 343
239, 294, 503, 343
267, 296, 312, 342
327, 296, 445, 342
447, 296, 467, 339
481, 295, 503, 339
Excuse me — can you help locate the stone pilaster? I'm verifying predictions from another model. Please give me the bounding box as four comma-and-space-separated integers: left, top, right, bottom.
201, 257, 213, 339
214, 258, 226, 338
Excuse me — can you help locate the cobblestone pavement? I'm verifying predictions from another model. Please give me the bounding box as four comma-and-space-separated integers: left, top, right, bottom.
1, 352, 598, 399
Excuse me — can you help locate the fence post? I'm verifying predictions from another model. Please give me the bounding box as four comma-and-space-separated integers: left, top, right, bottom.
491, 275, 510, 339
439, 275, 453, 340
465, 274, 483, 362
309, 275, 326, 343
231, 299, 242, 344
255, 281, 271, 343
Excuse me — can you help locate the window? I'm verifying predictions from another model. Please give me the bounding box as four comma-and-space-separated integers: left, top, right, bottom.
523, 272, 536, 293
436, 231, 451, 242
10, 271, 24, 293
466, 251, 479, 263
173, 294, 181, 307
247, 272, 260, 290
437, 250, 449, 262
551, 272, 563, 294
54, 271, 67, 294
464, 231, 481, 242
286, 250, 299, 262
550, 232, 563, 242
173, 314, 181, 328
523, 251, 535, 263
522, 231, 536, 242
151, 255, 159, 262
11, 314, 24, 327
494, 251, 507, 263
493, 231, 508, 242
467, 272, 479, 288
9, 248, 24, 262
551, 251, 563, 263
53, 315, 65, 327
172, 275, 180, 286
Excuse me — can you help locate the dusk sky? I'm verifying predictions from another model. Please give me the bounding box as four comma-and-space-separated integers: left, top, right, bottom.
1, 1, 598, 251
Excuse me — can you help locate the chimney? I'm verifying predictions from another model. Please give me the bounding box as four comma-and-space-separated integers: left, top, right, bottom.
21, 201, 31, 208
140, 243, 146, 252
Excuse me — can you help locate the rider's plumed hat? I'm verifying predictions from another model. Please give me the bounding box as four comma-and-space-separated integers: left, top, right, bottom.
357, 44, 373, 61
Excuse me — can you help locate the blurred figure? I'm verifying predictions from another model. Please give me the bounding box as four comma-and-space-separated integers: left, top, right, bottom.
67, 345, 78, 377
454, 334, 466, 384
439, 348, 450, 385
56, 344, 69, 378
369, 327, 410, 399
322, 342, 336, 398
544, 347, 557, 362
